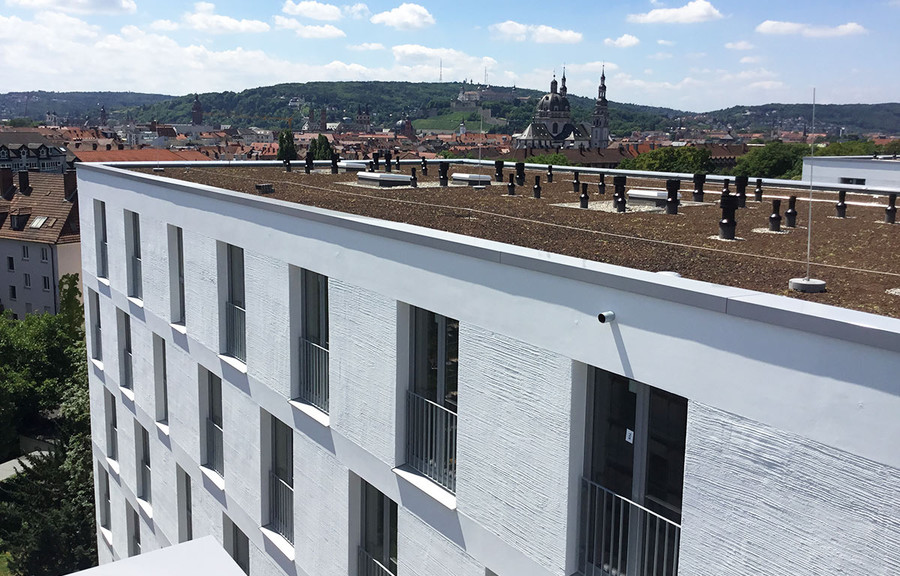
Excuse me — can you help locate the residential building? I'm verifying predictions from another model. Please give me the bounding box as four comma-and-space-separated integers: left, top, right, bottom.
80, 161, 900, 576
0, 168, 80, 318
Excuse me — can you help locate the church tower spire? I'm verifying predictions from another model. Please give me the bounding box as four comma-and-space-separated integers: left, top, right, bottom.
560, 67, 567, 97
591, 68, 610, 149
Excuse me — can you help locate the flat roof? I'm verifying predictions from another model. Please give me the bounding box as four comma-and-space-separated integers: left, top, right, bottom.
124, 163, 900, 318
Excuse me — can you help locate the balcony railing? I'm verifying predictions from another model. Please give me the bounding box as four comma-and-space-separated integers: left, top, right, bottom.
406, 390, 457, 493
140, 462, 152, 504
98, 242, 109, 278
130, 256, 142, 299
358, 547, 395, 576
107, 427, 118, 461
298, 338, 329, 413
579, 478, 681, 576
206, 418, 224, 476
225, 301, 246, 362
122, 350, 133, 389
93, 323, 102, 361
269, 472, 294, 543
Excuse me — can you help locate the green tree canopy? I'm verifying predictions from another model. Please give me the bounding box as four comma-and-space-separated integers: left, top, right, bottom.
308, 134, 335, 161
618, 146, 714, 174
524, 152, 575, 166
733, 142, 807, 179
277, 129, 298, 161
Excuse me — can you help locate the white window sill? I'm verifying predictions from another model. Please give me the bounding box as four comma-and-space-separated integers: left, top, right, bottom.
98, 277, 110, 287
90, 358, 104, 371
99, 526, 113, 546
120, 387, 135, 402
169, 322, 187, 335
155, 421, 170, 436
106, 458, 120, 476
137, 497, 153, 519
288, 400, 330, 427
218, 354, 247, 374
200, 465, 226, 491
127, 296, 144, 308
260, 526, 295, 561
393, 465, 457, 510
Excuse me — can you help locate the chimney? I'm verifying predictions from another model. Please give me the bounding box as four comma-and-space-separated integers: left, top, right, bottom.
0, 168, 14, 199
18, 170, 31, 195
64, 169, 77, 201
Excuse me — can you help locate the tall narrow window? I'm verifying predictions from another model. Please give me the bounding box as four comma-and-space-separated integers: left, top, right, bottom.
298, 269, 329, 412
127, 503, 141, 556
137, 424, 151, 504
358, 480, 398, 576
203, 372, 224, 477
153, 334, 168, 424
169, 226, 186, 325
125, 211, 142, 299
89, 290, 102, 362
105, 391, 118, 461
22, 245, 29, 261
7, 256, 14, 272
177, 465, 193, 542
98, 466, 111, 530
119, 310, 133, 389
23, 273, 30, 289
225, 518, 250, 575
224, 244, 245, 362
578, 368, 687, 576
95, 200, 108, 278
40, 247, 48, 263
267, 416, 293, 543
406, 306, 458, 492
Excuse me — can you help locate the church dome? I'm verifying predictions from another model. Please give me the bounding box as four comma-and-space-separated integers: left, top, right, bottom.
538, 92, 570, 113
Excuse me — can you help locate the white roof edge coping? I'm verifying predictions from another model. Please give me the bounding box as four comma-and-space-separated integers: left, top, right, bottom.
79, 163, 900, 351
358, 172, 411, 181
68, 536, 245, 576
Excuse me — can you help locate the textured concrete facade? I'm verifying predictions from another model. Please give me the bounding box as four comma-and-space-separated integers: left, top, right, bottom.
79, 163, 900, 576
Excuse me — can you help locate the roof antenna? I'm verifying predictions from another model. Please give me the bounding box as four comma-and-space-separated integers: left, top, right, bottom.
789, 87, 826, 293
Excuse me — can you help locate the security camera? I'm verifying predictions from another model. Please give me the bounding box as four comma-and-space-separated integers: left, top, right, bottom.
597, 311, 616, 324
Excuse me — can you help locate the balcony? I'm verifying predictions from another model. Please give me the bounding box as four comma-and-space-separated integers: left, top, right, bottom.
130, 256, 142, 299
139, 462, 152, 504
405, 390, 457, 493
122, 350, 133, 389
206, 418, 224, 476
269, 472, 293, 543
298, 338, 329, 413
98, 242, 109, 278
358, 547, 395, 576
93, 323, 102, 361
578, 478, 681, 576
225, 301, 246, 362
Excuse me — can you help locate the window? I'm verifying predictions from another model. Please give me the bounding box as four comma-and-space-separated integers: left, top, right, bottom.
23, 273, 30, 289
89, 290, 102, 361
169, 226, 186, 325
406, 306, 458, 492
127, 503, 141, 556
40, 247, 48, 262
177, 465, 193, 542
840, 177, 866, 186
578, 368, 687, 576
99, 466, 111, 530
224, 244, 245, 362
119, 310, 133, 389
266, 415, 293, 543
94, 200, 108, 278
8, 285, 16, 301
105, 390, 118, 461
137, 424, 151, 504
297, 269, 329, 412
42, 275, 51, 292
225, 517, 250, 575
125, 211, 142, 299
6, 256, 13, 272
153, 334, 168, 423
21, 245, 29, 260
29, 216, 47, 229
203, 371, 224, 476
358, 480, 398, 576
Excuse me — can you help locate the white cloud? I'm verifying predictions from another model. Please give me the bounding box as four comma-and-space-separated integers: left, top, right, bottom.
755, 20, 867, 38
184, 2, 270, 34
489, 21, 581, 44
347, 42, 384, 51
6, 0, 135, 13
274, 16, 344, 37
604, 34, 640, 48
657, 39, 675, 45
628, 0, 722, 24
748, 80, 785, 90
739, 55, 760, 64
343, 3, 369, 18
370, 3, 434, 30
648, 51, 672, 60
150, 19, 180, 31
725, 40, 753, 50
566, 61, 618, 74
281, 1, 342, 21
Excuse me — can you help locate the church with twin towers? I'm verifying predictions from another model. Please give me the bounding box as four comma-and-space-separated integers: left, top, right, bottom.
514, 68, 610, 150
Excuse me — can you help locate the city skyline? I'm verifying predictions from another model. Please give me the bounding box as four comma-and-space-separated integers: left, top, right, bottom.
0, 0, 897, 112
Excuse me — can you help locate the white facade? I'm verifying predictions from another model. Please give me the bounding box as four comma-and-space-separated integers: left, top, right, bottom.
801, 155, 900, 189
79, 163, 900, 576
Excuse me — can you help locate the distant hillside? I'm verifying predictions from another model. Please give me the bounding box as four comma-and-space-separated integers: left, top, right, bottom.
0, 91, 173, 123
698, 103, 900, 136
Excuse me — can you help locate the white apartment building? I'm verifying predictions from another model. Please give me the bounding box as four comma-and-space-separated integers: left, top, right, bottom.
78, 162, 900, 576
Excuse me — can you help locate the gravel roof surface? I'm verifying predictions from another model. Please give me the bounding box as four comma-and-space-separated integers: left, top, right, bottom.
133, 165, 900, 319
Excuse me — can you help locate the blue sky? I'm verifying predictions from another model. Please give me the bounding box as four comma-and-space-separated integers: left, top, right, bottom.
1, 0, 897, 111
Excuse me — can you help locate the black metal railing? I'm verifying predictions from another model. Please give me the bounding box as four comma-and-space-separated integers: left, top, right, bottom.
269, 472, 293, 543
206, 418, 224, 476
406, 390, 457, 493
298, 338, 329, 412
225, 301, 246, 362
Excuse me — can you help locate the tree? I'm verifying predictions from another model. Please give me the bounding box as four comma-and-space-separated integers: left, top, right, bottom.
277, 129, 297, 161
732, 142, 807, 179
524, 152, 574, 166
310, 134, 334, 161
618, 146, 714, 174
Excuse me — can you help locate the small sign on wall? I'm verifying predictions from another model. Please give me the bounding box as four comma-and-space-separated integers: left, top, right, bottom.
625, 429, 634, 444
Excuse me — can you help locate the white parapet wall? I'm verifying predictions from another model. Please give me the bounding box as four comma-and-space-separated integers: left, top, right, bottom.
79, 163, 900, 576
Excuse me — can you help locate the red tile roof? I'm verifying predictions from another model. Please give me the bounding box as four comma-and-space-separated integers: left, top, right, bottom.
0, 170, 79, 244
74, 149, 213, 162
